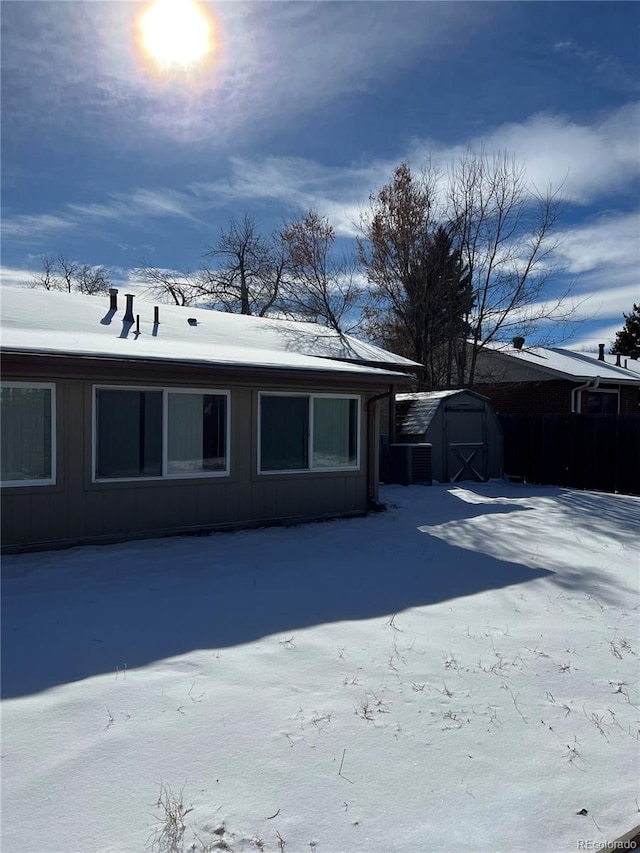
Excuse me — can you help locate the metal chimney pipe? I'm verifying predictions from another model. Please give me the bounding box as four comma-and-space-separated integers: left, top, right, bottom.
135, 314, 140, 334
615, 353, 621, 366
109, 288, 118, 310
154, 306, 160, 324
598, 343, 605, 361
124, 293, 135, 323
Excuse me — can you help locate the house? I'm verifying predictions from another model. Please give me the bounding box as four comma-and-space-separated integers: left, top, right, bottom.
394, 389, 503, 483
1, 287, 419, 552
472, 339, 640, 415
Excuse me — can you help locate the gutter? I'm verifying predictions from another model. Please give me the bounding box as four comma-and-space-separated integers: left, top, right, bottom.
2, 350, 415, 389
571, 376, 600, 413
366, 385, 395, 507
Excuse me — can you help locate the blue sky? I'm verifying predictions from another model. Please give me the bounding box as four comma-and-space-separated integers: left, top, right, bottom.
1, 1, 638, 350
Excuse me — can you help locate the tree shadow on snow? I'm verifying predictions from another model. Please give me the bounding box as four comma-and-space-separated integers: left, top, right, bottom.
2, 484, 633, 698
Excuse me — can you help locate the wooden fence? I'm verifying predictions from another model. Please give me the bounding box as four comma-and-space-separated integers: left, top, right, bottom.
499, 414, 640, 496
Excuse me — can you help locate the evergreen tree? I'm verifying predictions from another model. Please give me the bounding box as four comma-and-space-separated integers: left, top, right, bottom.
358, 164, 472, 388
611, 304, 640, 355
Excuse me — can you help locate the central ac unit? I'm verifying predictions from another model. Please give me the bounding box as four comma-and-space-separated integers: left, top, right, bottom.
388, 443, 432, 486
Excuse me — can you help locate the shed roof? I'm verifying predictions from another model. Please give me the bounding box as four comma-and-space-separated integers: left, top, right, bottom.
396, 389, 490, 435
1, 287, 417, 381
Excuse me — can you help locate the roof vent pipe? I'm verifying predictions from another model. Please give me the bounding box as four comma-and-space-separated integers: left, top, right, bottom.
154, 306, 160, 324
598, 343, 605, 361
109, 288, 118, 310
615, 353, 621, 367
124, 293, 135, 323
512, 336, 525, 350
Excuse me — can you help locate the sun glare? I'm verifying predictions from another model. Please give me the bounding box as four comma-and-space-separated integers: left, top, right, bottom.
139, 0, 212, 67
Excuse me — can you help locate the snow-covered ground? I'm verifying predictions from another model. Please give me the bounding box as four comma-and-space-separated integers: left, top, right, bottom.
2, 482, 639, 853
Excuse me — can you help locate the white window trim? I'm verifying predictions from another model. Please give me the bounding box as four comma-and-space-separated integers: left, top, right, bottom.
1, 381, 56, 487
258, 391, 361, 475
92, 385, 231, 483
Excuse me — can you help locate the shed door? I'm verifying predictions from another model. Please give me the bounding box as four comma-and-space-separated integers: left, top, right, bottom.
444, 407, 488, 482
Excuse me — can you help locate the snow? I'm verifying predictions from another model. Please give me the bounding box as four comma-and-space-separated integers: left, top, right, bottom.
2, 482, 639, 853
0, 287, 419, 375
396, 390, 486, 435
480, 341, 640, 385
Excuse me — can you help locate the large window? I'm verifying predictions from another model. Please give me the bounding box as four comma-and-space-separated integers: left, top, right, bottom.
94, 387, 229, 480
1, 383, 55, 486
259, 394, 360, 473
584, 390, 619, 414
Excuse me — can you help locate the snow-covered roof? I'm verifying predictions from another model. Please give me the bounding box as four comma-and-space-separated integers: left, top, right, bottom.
0, 287, 418, 380
479, 341, 640, 385
396, 389, 488, 434
570, 350, 640, 377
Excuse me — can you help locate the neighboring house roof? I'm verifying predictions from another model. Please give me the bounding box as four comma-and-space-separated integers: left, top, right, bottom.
0, 287, 418, 381
477, 341, 640, 386
396, 389, 489, 435
571, 351, 640, 378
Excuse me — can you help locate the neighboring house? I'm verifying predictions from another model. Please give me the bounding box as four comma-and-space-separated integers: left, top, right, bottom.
394, 389, 503, 483
472, 339, 640, 415
1, 287, 418, 551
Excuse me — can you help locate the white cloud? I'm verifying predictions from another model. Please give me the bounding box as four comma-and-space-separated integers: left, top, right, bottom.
1, 187, 211, 249
406, 102, 640, 205
187, 102, 640, 237
1, 2, 476, 146
554, 210, 640, 277
0, 267, 37, 288
1, 213, 77, 240
568, 322, 629, 352
502, 211, 638, 335
551, 211, 640, 315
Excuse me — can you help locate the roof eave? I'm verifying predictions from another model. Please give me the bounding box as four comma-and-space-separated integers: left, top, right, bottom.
1, 349, 416, 387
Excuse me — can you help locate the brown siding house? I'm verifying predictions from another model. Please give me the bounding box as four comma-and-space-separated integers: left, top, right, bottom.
1, 288, 417, 552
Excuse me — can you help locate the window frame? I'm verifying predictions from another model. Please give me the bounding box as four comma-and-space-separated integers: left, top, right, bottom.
1, 381, 56, 487
583, 388, 620, 414
92, 385, 231, 483
258, 391, 361, 475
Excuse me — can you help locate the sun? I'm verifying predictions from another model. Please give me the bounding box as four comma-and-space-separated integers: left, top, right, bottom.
139, 0, 212, 67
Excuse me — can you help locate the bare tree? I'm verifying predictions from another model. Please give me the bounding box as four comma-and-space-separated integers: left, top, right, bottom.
31, 254, 112, 295
201, 215, 285, 316
76, 263, 112, 295
32, 255, 57, 291
359, 154, 568, 387
137, 265, 201, 306
281, 209, 362, 332
447, 150, 564, 384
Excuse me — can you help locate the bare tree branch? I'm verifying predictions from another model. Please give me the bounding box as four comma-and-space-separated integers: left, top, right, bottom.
281, 209, 362, 332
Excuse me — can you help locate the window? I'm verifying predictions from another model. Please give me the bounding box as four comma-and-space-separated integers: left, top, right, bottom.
94, 387, 229, 480
1, 383, 55, 486
259, 394, 360, 473
584, 390, 619, 414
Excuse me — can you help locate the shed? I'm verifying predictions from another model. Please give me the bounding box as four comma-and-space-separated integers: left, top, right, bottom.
395, 390, 503, 482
